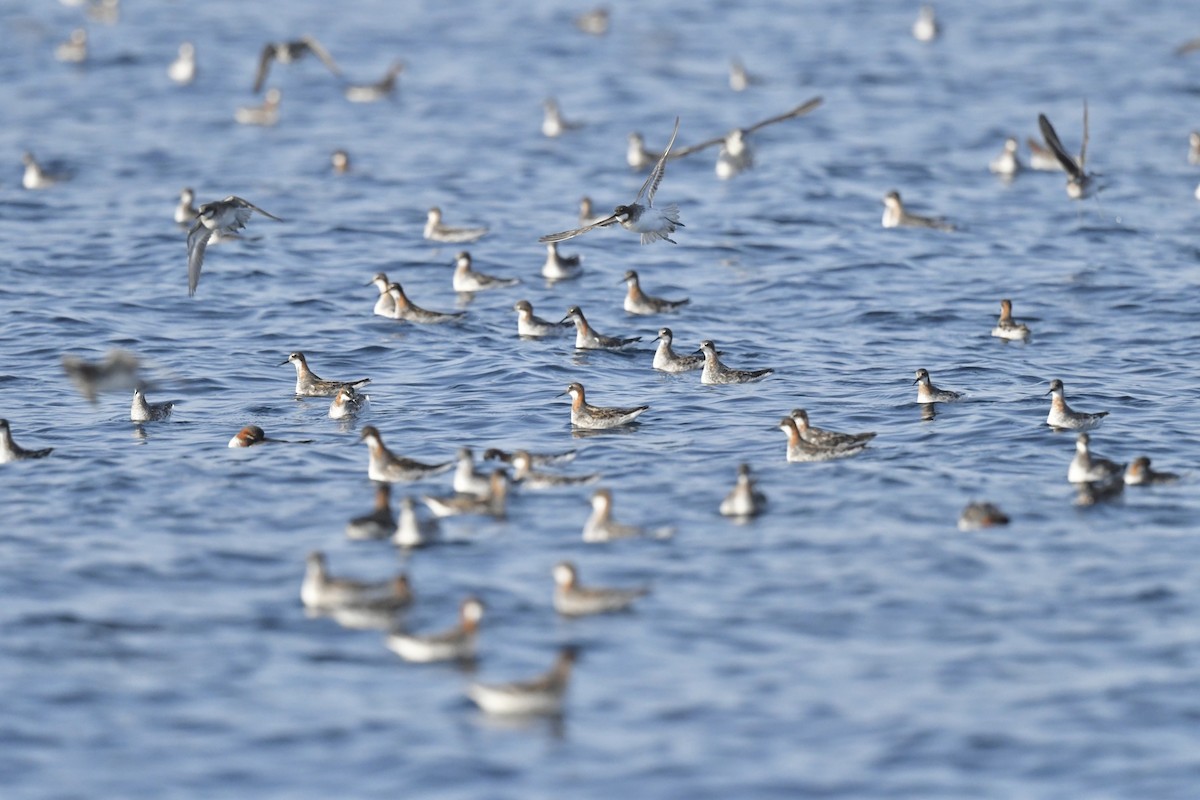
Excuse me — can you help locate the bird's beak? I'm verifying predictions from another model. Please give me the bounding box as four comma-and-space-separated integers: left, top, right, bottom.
1043, 388, 1053, 396
279, 359, 291, 366
558, 316, 571, 324
556, 389, 569, 398
617, 277, 629, 285
364, 280, 377, 286
911, 377, 920, 385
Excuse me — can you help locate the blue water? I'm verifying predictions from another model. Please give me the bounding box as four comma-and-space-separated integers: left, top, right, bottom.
3, 1, 1200, 797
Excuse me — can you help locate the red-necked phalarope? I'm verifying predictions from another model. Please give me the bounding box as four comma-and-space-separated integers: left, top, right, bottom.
0, 419, 53, 463
719, 463, 767, 517
331, 149, 350, 174
729, 58, 761, 92
282, 352, 369, 397
467, 646, 578, 716
386, 597, 483, 662
670, 98, 822, 180
542, 242, 583, 281
387, 282, 465, 323
653, 328, 705, 373
453, 447, 492, 497
912, 4, 939, 42
22, 152, 65, 190
300, 551, 409, 611
511, 450, 600, 488
345, 483, 394, 540
561, 306, 641, 350
361, 426, 453, 483
991, 299, 1030, 340
187, 195, 282, 296
699, 340, 773, 385
1124, 456, 1180, 487
1189, 132, 1200, 165
1027, 137, 1065, 172
514, 300, 571, 337
174, 188, 198, 225
424, 207, 488, 244
789, 409, 876, 449
957, 501, 1010, 531
1045, 379, 1108, 430
575, 6, 609, 35
882, 191, 954, 231
583, 488, 672, 541
452, 251, 519, 293
367, 273, 396, 317
130, 386, 174, 422
914, 368, 962, 403
1068, 432, 1123, 484
622, 270, 689, 315
484, 447, 576, 466
168, 42, 196, 85
227, 426, 313, 448
328, 384, 367, 419
579, 196, 605, 226
423, 469, 508, 518
553, 562, 648, 616
778, 417, 867, 462
626, 132, 660, 171
989, 137, 1022, 177
235, 88, 282, 126
392, 496, 440, 548
62, 350, 139, 403
542, 117, 683, 245
1038, 104, 1094, 199
252, 36, 340, 93
344, 61, 403, 103
561, 383, 648, 430
542, 98, 583, 137
55, 29, 88, 63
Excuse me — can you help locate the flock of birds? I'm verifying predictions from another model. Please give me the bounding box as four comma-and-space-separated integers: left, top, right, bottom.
6, 1, 1191, 721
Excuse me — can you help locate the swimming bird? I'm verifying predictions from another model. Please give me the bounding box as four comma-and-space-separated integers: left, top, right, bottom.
174, 188, 198, 225
423, 469, 509, 518
991, 299, 1030, 340
912, 4, 939, 42
561, 383, 648, 430
55, 29, 88, 63
583, 488, 671, 541
0, 420, 53, 463
561, 306, 641, 350
301, 551, 411, 613
467, 646, 578, 716
1190, 132, 1200, 165
452, 447, 492, 497
625, 132, 661, 171
168, 42, 196, 85
360, 426, 453, 483
186, 195, 282, 296
957, 502, 1010, 531
513, 300, 571, 337
778, 417, 867, 462
62, 350, 139, 403
621, 270, 689, 315
21, 152, 65, 190
345, 484, 394, 540
1124, 456, 1179, 487
541, 117, 683, 244
1045, 379, 1108, 430
452, 251, 519, 293
719, 463, 767, 518
575, 6, 609, 35
1038, 104, 1094, 199
669, 97, 823, 179
652, 328, 705, 373
130, 386, 173, 422
391, 496, 441, 548
367, 273, 396, 317
542, 241, 583, 281
542, 98, 583, 137
227, 425, 312, 448
331, 149, 350, 174
728, 57, 761, 91
424, 207, 488, 244
882, 190, 954, 230
386, 597, 483, 662
282, 352, 369, 397
387, 282, 465, 324
511, 450, 600, 489
483, 447, 577, 466
235, 88, 282, 126
988, 137, 1022, 177
343, 60, 403, 102
1067, 432, 1123, 484
788, 409, 876, 449
252, 36, 340, 93
579, 196, 603, 225
553, 562, 648, 616
914, 368, 961, 403
698, 340, 773, 384
328, 384, 367, 419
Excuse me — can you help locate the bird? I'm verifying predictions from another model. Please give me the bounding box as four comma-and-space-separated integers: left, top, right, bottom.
882, 190, 954, 230
561, 306, 641, 350
913, 368, 962, 403
788, 409, 876, 450
252, 36, 341, 93
513, 300, 571, 337
129, 386, 174, 422
542, 241, 583, 281
668, 97, 822, 179
1124, 457, 1180, 487
174, 188, 198, 225
541, 117, 683, 245
560, 383, 648, 430
281, 352, 369, 397
0, 419, 53, 463
391, 496, 441, 548
22, 152, 66, 190
328, 384, 368, 419
186, 196, 282, 296
360, 426, 453, 483
385, 597, 484, 663
55, 29, 88, 63
912, 4, 940, 42
542, 98, 583, 137
698, 340, 773, 384
719, 463, 767, 518
778, 417, 867, 462
234, 88, 282, 126
343, 60, 403, 102
331, 149, 350, 174
345, 484, 394, 541
227, 426, 312, 448
483, 447, 577, 466
728, 57, 761, 91
957, 502, 1010, 531
991, 299, 1030, 340
1038, 104, 1094, 199
652, 328, 705, 373
621, 270, 689, 315
1045, 379, 1108, 430
367, 273, 396, 317
583, 488, 671, 541
1026, 137, 1065, 172
387, 282, 465, 324
511, 450, 600, 489
1067, 433, 1123, 484
989, 137, 1022, 177
1189, 131, 1200, 165
452, 447, 492, 497
451, 251, 519, 293
553, 562, 648, 616
467, 646, 578, 716
62, 350, 139, 403
424, 207, 488, 244
168, 42, 196, 85
574, 6, 610, 35
300, 551, 410, 612
422, 469, 509, 518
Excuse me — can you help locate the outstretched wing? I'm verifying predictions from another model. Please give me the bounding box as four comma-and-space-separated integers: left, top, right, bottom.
187, 224, 213, 297
226, 196, 284, 222
1037, 113, 1083, 179
634, 116, 680, 207
744, 96, 823, 135
539, 214, 620, 244
252, 44, 275, 93
301, 35, 341, 77
669, 134, 726, 159
1079, 101, 1088, 172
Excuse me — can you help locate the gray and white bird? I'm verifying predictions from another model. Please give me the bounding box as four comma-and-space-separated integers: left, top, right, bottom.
652, 328, 705, 373
344, 60, 403, 102
252, 36, 340, 93
561, 383, 648, 430
553, 561, 648, 616
0, 419, 53, 463
281, 352, 369, 397
882, 190, 954, 231
424, 207, 488, 244
130, 386, 174, 422
561, 306, 640, 350
467, 646, 578, 716
1038, 104, 1094, 199
186, 196, 282, 296
452, 251, 519, 293
621, 270, 689, 315
719, 463, 767, 518
669, 98, 822, 179
698, 340, 773, 384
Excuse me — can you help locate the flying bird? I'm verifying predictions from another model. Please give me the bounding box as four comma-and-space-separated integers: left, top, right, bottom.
186, 196, 283, 296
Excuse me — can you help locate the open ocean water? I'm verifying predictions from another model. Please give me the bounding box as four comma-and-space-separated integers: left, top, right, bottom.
2, 1, 1200, 797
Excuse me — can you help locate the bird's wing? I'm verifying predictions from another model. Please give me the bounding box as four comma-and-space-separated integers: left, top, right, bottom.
635, 116, 680, 206
1079, 100, 1088, 172
187, 224, 214, 297
744, 96, 823, 135
301, 35, 341, 76
668, 134, 726, 159
226, 196, 284, 222
539, 214, 620, 243
1037, 114, 1083, 179
252, 45, 275, 93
